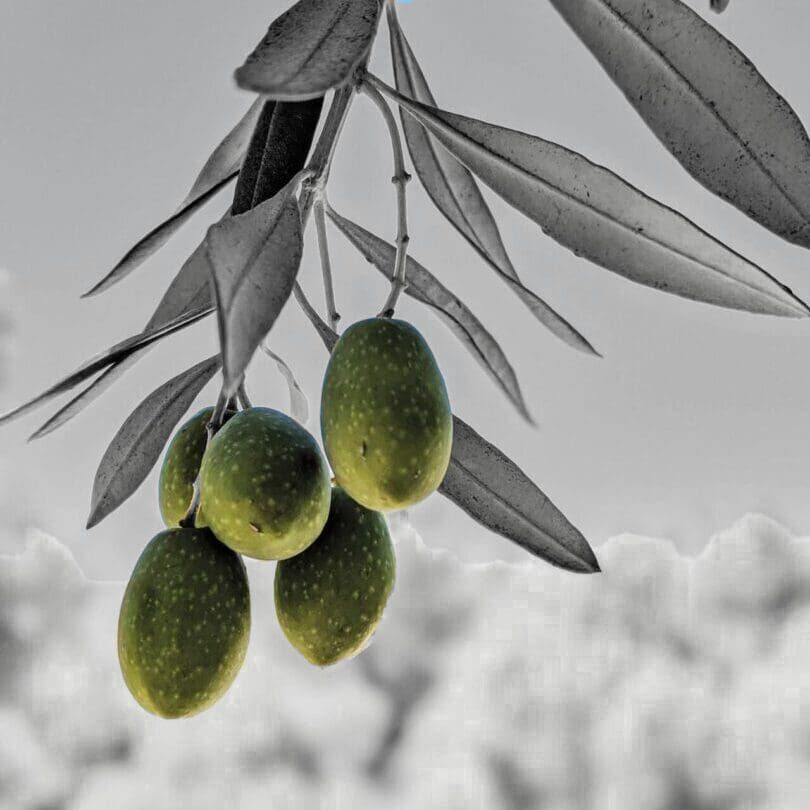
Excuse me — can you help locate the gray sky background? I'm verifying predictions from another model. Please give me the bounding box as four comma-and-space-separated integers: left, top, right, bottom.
2, 0, 810, 579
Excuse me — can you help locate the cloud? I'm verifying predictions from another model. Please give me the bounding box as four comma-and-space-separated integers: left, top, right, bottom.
2, 515, 810, 809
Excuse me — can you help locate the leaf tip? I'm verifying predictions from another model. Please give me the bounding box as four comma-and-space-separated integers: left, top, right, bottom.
80, 279, 107, 299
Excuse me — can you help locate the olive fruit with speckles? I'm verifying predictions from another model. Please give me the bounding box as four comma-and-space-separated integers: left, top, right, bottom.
117, 527, 250, 719
275, 487, 395, 666
199, 407, 331, 560
321, 318, 453, 512
159, 407, 237, 527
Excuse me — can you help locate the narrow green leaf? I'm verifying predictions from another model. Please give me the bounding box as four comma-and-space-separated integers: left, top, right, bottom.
327, 208, 534, 424
207, 187, 304, 396
374, 78, 809, 318
549, 0, 810, 247
234, 0, 383, 100
440, 416, 600, 573
87, 356, 221, 529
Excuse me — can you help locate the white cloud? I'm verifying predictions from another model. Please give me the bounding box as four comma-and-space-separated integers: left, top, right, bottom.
2, 515, 810, 808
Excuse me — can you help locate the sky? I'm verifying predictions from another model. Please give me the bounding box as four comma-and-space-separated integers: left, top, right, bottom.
2, 0, 810, 578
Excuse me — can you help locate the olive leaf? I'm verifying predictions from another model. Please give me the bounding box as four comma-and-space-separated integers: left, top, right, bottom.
0, 306, 211, 428
250, 98, 325, 207
261, 342, 310, 426
372, 77, 809, 318
387, 12, 596, 357
148, 96, 324, 335
327, 208, 534, 424
39, 97, 325, 439
83, 97, 264, 297
548, 0, 810, 248
29, 351, 148, 441
234, 0, 382, 101
145, 240, 217, 331
231, 100, 278, 215
292, 287, 599, 572
86, 355, 221, 529
440, 417, 600, 573
207, 185, 304, 397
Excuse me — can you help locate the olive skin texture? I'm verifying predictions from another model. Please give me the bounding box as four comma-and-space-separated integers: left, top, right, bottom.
117, 528, 250, 719
321, 318, 453, 511
275, 488, 396, 666
199, 407, 331, 561
159, 407, 238, 528
159, 408, 212, 528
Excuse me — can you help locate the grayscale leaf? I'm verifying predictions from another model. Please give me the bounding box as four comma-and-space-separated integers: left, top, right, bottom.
29, 350, 148, 441
328, 208, 534, 423
387, 13, 596, 356
87, 356, 221, 529
261, 342, 310, 426
710, 0, 730, 11
388, 15, 596, 356
293, 283, 339, 353
31, 240, 223, 440
83, 98, 263, 297
378, 81, 809, 318
440, 416, 600, 573
145, 240, 217, 331
207, 187, 304, 396
0, 306, 211, 428
292, 285, 596, 571
182, 96, 265, 207
548, 0, 810, 248
235, 0, 383, 100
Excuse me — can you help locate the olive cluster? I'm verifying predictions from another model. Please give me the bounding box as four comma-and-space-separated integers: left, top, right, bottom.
118, 318, 452, 718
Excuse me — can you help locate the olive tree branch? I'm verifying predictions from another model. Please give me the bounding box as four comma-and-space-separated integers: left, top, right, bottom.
359, 75, 411, 318
290, 84, 357, 330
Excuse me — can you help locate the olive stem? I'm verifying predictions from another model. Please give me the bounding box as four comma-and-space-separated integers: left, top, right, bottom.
179, 389, 230, 529
314, 198, 341, 330
293, 283, 338, 353
290, 85, 356, 333
299, 86, 355, 222
237, 381, 253, 410
359, 76, 411, 318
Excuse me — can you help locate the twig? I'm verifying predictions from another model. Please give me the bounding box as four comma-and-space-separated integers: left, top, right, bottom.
314, 199, 341, 330
299, 86, 355, 222
359, 77, 411, 318
237, 381, 253, 410
289, 86, 357, 347
179, 389, 229, 529
293, 283, 338, 353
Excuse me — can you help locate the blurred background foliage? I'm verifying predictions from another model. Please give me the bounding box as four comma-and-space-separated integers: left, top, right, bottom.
2, 514, 810, 809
